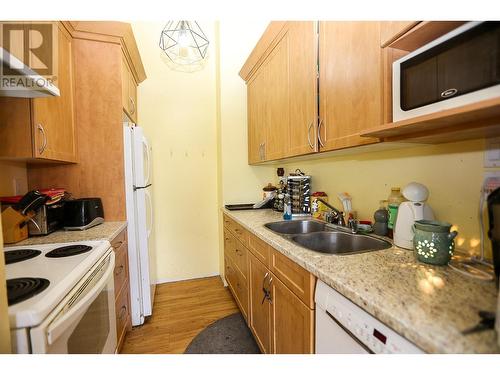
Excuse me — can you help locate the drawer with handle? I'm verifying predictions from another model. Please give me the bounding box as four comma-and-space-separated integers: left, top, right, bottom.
248, 232, 272, 268
113, 241, 129, 295
224, 228, 248, 280
223, 214, 248, 246
111, 228, 127, 250
225, 256, 248, 320
270, 249, 316, 308
115, 280, 131, 348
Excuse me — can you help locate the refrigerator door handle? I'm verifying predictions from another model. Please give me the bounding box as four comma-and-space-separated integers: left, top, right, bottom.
144, 189, 153, 238
133, 183, 152, 191
143, 136, 151, 186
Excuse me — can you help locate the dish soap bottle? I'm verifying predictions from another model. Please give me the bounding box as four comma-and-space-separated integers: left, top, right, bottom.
387, 187, 405, 238
373, 200, 389, 236
283, 193, 292, 220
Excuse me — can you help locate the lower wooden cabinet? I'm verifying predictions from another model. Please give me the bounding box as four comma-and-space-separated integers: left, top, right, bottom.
271, 275, 314, 353
223, 214, 315, 354
225, 255, 249, 320
248, 253, 273, 353
111, 228, 132, 352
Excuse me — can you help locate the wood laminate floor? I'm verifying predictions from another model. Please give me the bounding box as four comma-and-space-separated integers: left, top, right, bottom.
120, 276, 239, 354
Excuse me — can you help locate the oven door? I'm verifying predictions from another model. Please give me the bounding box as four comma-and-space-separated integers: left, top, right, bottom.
30, 250, 117, 354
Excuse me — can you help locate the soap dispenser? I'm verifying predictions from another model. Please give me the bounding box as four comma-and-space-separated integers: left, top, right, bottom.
373, 200, 389, 236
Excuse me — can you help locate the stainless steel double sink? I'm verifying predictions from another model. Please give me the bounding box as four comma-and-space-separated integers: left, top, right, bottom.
264, 220, 392, 255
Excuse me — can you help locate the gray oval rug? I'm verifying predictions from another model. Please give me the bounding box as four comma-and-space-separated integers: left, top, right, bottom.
184, 312, 261, 354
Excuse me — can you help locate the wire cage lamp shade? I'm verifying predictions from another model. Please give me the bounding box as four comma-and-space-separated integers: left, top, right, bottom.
159, 21, 209, 66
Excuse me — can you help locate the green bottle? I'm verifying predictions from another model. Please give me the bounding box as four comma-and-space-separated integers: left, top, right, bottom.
387, 187, 405, 238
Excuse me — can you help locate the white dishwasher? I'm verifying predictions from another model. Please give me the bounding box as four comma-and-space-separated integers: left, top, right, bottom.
315, 280, 424, 354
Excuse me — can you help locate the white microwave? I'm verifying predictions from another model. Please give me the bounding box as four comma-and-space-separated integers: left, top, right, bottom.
393, 21, 500, 122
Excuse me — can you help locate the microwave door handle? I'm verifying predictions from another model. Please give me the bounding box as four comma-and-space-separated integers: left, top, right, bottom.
46, 253, 115, 345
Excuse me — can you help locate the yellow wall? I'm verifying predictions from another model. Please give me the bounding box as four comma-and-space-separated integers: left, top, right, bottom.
132, 22, 220, 282
215, 22, 493, 260
280, 139, 490, 257
0, 161, 28, 197
217, 21, 276, 275
131, 20, 495, 284
218, 20, 276, 206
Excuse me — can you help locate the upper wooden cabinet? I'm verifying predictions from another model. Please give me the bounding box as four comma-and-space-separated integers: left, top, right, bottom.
122, 56, 138, 123
27, 22, 146, 221
288, 22, 318, 157
247, 65, 267, 164
0, 22, 77, 163
380, 21, 419, 47
264, 34, 289, 161
318, 21, 382, 151
242, 21, 381, 164
244, 21, 317, 164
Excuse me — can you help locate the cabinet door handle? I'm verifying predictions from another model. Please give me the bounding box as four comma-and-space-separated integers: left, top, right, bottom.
262, 272, 269, 289
318, 119, 325, 148
307, 121, 314, 150
262, 142, 265, 160
258, 143, 263, 160
267, 276, 273, 304
119, 305, 127, 321
112, 241, 124, 250
261, 272, 269, 304
37, 124, 47, 154
129, 96, 136, 115
115, 265, 124, 276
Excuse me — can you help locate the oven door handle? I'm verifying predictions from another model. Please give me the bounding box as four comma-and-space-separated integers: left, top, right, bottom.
46, 252, 115, 345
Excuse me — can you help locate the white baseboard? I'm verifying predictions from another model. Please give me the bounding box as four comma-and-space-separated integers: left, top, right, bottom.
155, 272, 221, 285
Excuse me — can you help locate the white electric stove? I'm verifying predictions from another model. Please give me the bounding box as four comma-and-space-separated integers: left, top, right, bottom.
5, 240, 117, 354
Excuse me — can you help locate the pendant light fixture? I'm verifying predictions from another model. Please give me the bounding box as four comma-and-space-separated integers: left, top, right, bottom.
159, 21, 209, 68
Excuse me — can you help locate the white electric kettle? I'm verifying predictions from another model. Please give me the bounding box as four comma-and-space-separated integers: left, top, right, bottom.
394, 182, 435, 249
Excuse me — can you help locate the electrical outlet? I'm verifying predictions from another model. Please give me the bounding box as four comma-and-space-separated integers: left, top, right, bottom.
483, 171, 500, 195
13, 178, 24, 196
484, 137, 500, 167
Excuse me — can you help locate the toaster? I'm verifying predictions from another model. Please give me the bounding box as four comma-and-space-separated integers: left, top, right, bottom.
28, 203, 65, 236
64, 198, 104, 230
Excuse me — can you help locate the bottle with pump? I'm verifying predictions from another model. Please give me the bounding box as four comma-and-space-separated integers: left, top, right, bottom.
387, 187, 405, 238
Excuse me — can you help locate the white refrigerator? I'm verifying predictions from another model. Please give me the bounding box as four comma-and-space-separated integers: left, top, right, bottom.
123, 123, 156, 326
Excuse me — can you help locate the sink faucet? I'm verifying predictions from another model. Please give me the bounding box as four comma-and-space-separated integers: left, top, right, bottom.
316, 198, 345, 226
317, 198, 359, 233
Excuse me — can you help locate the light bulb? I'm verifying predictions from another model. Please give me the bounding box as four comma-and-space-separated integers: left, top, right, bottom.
177, 23, 190, 47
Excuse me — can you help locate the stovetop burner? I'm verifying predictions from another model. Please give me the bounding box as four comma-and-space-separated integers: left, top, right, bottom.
45, 244, 93, 258
4, 249, 42, 265
7, 277, 50, 306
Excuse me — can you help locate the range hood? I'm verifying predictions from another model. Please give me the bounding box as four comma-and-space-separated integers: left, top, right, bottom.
0, 47, 60, 98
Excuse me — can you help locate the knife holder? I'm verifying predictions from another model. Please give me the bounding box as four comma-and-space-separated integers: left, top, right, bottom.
286, 175, 311, 217
1, 206, 28, 244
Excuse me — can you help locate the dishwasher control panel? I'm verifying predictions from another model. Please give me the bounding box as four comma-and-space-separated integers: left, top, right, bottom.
315, 280, 424, 354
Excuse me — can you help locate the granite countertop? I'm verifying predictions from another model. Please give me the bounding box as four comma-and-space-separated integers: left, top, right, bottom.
222, 208, 500, 354
6, 221, 127, 247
